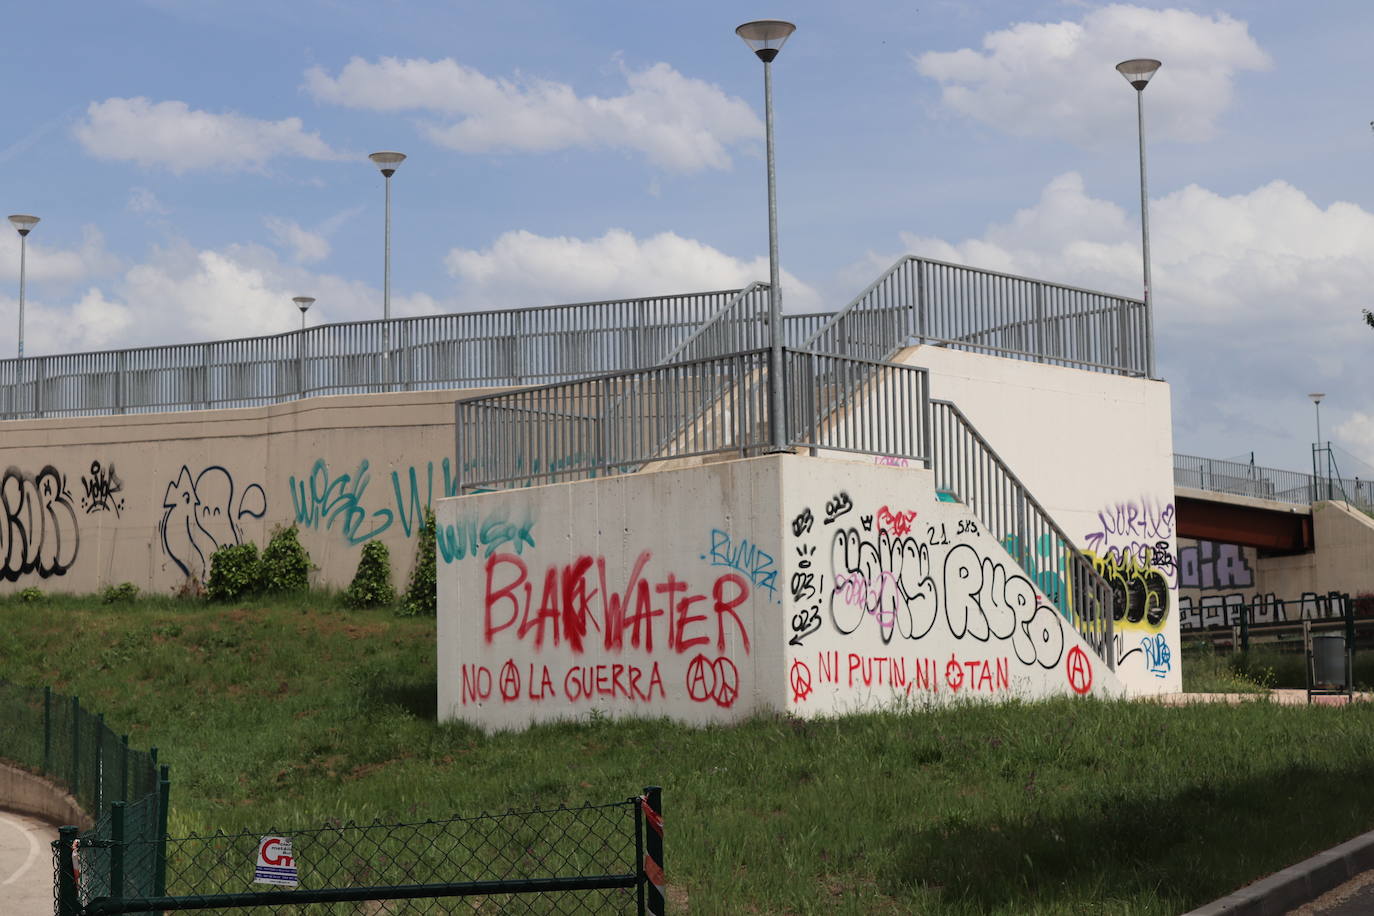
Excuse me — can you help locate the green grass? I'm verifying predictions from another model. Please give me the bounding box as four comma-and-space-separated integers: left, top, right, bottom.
6, 593, 1374, 914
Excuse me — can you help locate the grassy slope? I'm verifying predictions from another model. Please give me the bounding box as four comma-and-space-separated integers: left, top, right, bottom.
4, 594, 1374, 915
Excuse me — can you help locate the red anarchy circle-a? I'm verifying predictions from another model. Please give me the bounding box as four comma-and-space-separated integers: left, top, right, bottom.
686, 655, 715, 703
1066, 646, 1093, 695
499, 660, 522, 701
789, 660, 813, 703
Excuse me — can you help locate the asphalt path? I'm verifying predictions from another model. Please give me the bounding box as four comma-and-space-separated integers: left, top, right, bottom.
0, 809, 58, 915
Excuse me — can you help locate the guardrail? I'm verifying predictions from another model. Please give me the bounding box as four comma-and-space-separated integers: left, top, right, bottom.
802, 255, 1149, 377
454, 348, 932, 493
1173, 453, 1374, 510
1, 290, 749, 419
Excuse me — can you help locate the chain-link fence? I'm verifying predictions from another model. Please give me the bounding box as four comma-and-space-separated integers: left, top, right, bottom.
56, 788, 664, 915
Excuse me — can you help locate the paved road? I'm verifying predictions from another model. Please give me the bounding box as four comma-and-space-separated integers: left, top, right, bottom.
0, 809, 57, 915
1289, 869, 1374, 915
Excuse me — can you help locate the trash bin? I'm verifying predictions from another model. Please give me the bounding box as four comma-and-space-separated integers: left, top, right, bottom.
1312, 635, 1347, 689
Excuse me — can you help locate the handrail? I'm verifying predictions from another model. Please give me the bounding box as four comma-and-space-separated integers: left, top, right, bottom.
930, 399, 1115, 668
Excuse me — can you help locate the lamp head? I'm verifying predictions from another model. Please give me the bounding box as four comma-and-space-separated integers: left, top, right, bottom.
1309, 393, 1325, 406
368, 151, 407, 177
8, 214, 39, 237
293, 296, 315, 315
1115, 58, 1162, 91
736, 20, 796, 62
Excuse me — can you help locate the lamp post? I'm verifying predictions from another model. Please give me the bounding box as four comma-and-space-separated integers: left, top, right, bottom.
1115, 59, 1160, 379
294, 296, 314, 399
736, 19, 795, 452
369, 151, 406, 391
9, 214, 39, 359
1309, 392, 1326, 500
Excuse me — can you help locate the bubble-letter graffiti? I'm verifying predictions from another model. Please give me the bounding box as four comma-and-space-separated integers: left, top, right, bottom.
160, 465, 267, 580
0, 466, 80, 581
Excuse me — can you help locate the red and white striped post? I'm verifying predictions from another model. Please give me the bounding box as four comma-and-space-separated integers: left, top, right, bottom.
641, 786, 664, 914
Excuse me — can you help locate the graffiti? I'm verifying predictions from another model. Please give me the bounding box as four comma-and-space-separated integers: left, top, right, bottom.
290, 457, 463, 546
685, 655, 739, 707
1082, 498, 1175, 554
437, 509, 537, 563
825, 526, 1066, 669
874, 455, 912, 468
159, 465, 266, 580
1086, 549, 1168, 629
791, 508, 814, 538
1065, 646, 1093, 694
822, 491, 853, 525
1000, 532, 1068, 614
703, 529, 777, 596
876, 505, 918, 536
80, 461, 125, 516
460, 659, 666, 705
790, 659, 813, 702
1179, 591, 1349, 631
1177, 541, 1252, 590
809, 650, 1011, 694
1, 466, 80, 581
482, 550, 752, 656
1141, 634, 1171, 677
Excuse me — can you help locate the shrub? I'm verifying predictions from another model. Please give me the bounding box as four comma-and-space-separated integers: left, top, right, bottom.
102, 582, 140, 604
17, 587, 43, 603
343, 541, 396, 609
401, 509, 438, 617
260, 525, 311, 593
207, 542, 261, 602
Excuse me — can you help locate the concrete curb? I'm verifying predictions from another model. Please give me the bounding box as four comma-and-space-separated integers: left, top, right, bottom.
0, 760, 91, 830
1183, 828, 1374, 916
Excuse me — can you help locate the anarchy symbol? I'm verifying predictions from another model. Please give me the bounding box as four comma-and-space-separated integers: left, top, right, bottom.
499, 660, 522, 701
685, 655, 740, 708
1065, 646, 1093, 695
789, 660, 813, 704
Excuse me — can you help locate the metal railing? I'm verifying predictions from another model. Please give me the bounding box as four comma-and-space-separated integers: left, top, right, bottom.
930, 400, 1115, 666
0, 681, 170, 904
1, 290, 749, 418
1173, 453, 1374, 510
455, 348, 932, 493
57, 788, 662, 915
803, 256, 1149, 376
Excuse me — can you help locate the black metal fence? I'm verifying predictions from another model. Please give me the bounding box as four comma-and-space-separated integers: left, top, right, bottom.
56, 787, 665, 915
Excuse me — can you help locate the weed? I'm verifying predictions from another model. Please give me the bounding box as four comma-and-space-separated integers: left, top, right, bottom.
343, 541, 396, 609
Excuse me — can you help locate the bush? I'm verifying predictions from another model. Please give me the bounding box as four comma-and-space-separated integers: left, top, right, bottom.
17, 587, 43, 603
207, 543, 261, 602
401, 509, 438, 617
101, 582, 140, 604
260, 525, 311, 593
343, 541, 396, 609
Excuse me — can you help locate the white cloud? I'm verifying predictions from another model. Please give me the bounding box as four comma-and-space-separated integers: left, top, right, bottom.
75, 98, 345, 173
445, 228, 822, 312
305, 57, 761, 172
265, 217, 330, 263
0, 225, 117, 286
915, 4, 1270, 144
127, 187, 169, 215
886, 171, 1374, 466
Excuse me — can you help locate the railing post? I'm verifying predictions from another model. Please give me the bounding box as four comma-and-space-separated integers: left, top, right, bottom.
120, 734, 130, 804
202, 343, 212, 410
600, 378, 614, 479
57, 824, 81, 916
110, 800, 126, 903
43, 686, 52, 776
36, 355, 47, 418
915, 258, 927, 344
154, 764, 171, 897
642, 786, 664, 916
1239, 601, 1250, 654
115, 350, 127, 414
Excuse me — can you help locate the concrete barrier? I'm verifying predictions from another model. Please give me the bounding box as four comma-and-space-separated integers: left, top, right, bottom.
0, 760, 91, 829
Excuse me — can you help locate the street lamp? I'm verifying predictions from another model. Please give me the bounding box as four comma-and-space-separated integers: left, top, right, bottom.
1115, 58, 1161, 379
1310, 392, 1326, 500
736, 19, 795, 452
369, 151, 406, 390
9, 214, 39, 359
294, 296, 315, 399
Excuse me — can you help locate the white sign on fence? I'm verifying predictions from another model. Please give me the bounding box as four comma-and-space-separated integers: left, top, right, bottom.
254, 835, 298, 887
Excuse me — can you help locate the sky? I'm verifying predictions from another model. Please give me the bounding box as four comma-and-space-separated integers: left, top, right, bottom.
3, 0, 1373, 478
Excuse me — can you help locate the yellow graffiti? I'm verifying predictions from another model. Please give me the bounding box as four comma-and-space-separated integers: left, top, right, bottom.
1085, 549, 1169, 632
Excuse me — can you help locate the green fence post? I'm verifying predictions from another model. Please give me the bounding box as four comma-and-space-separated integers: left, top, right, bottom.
643, 786, 664, 916
154, 764, 171, 897
1240, 601, 1250, 654
43, 686, 52, 776
120, 734, 130, 804
71, 696, 80, 800
110, 800, 126, 905
56, 825, 81, 916
95, 713, 106, 816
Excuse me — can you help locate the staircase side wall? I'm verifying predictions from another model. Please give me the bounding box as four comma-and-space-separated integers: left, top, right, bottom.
895, 346, 1179, 694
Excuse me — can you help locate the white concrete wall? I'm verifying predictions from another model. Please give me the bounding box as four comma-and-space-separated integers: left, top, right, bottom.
898, 346, 1179, 694
436, 454, 1125, 730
